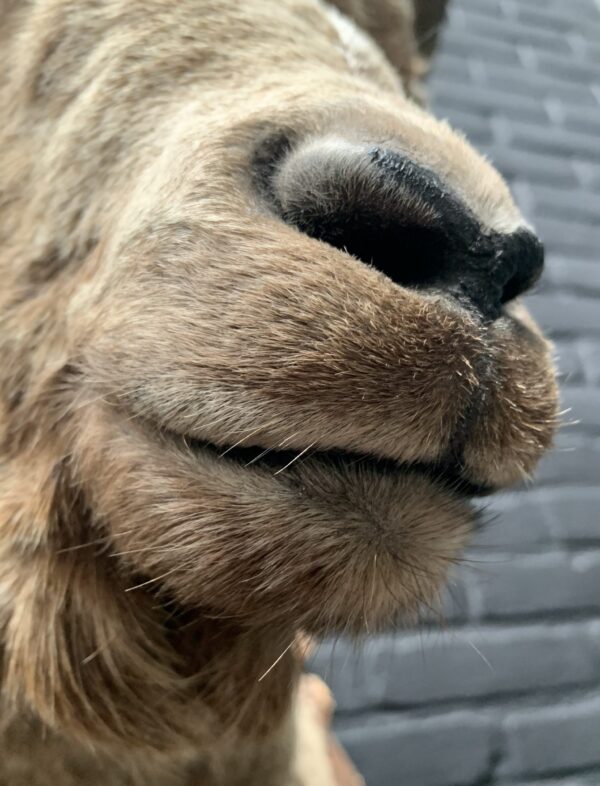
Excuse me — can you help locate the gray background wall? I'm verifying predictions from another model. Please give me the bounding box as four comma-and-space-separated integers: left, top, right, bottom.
312, 0, 600, 783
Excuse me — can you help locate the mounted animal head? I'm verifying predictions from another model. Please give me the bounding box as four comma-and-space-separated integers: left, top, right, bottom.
0, 0, 558, 754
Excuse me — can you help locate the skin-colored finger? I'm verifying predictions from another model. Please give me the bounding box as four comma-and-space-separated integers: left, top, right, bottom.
328, 736, 366, 786
300, 674, 365, 786
301, 673, 335, 725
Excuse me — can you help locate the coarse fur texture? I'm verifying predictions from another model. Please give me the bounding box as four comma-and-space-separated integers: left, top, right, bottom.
0, 1, 558, 784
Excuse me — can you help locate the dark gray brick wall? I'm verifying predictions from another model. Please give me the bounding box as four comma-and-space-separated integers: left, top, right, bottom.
499, 695, 600, 777
312, 0, 600, 783
338, 713, 496, 786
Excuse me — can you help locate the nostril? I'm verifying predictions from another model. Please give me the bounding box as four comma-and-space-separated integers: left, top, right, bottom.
265, 137, 472, 289
257, 135, 544, 318
280, 205, 450, 289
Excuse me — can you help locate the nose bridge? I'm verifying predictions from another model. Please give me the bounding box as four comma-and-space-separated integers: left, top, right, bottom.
262, 137, 543, 319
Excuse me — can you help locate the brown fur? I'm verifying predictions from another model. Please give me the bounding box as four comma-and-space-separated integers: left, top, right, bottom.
0, 1, 558, 783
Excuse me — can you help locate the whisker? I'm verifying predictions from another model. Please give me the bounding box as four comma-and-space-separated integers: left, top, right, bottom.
81, 634, 118, 665
242, 431, 302, 466
56, 527, 140, 553
244, 446, 274, 466
124, 567, 179, 592
111, 543, 192, 558
278, 432, 300, 447
56, 536, 111, 553
466, 637, 495, 674
218, 425, 267, 458
258, 640, 295, 682
273, 443, 316, 475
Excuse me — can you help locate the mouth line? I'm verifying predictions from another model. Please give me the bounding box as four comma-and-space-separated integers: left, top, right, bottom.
183, 436, 494, 497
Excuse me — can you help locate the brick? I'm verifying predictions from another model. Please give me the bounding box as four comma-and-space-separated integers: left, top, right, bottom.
386, 624, 598, 704
450, 0, 503, 21
432, 106, 494, 144
500, 0, 548, 8
471, 489, 552, 549
578, 339, 600, 384
508, 180, 536, 222
569, 0, 600, 11
502, 777, 594, 786
437, 29, 518, 65
545, 487, 600, 542
510, 0, 580, 46
468, 551, 600, 618
463, 15, 574, 55
525, 293, 600, 334
563, 104, 600, 137
485, 66, 599, 105
581, 38, 600, 64
430, 52, 472, 81
543, 256, 600, 296
429, 83, 549, 124
509, 0, 558, 8
534, 217, 600, 258
552, 341, 585, 384
500, 695, 600, 776
312, 623, 598, 710
559, 0, 600, 18
560, 386, 600, 434
535, 52, 600, 84
565, 31, 588, 60
338, 712, 494, 786
557, 14, 600, 43
508, 120, 600, 163
572, 159, 600, 189
477, 145, 579, 187
480, 66, 555, 100
525, 183, 600, 226
516, 7, 576, 34
534, 433, 600, 486
444, 4, 467, 29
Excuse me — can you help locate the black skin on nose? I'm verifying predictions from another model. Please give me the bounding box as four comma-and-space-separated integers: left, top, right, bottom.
259, 138, 544, 322
368, 147, 544, 320
442, 224, 544, 322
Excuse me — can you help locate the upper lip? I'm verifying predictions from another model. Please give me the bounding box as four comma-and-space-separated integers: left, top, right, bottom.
183, 437, 494, 497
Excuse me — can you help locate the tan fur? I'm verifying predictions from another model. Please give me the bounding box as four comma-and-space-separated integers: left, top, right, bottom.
0, 1, 558, 783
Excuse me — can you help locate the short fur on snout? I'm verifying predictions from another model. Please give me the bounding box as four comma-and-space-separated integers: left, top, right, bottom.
0, 1, 558, 784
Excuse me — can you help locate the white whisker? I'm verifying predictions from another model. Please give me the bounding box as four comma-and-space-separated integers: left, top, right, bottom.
277, 432, 300, 447
258, 640, 295, 682
124, 567, 179, 592
273, 442, 315, 475
245, 446, 273, 466
466, 638, 494, 673
218, 425, 266, 457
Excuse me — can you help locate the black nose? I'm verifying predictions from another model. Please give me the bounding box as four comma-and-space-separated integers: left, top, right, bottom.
264, 139, 544, 321
451, 226, 544, 321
